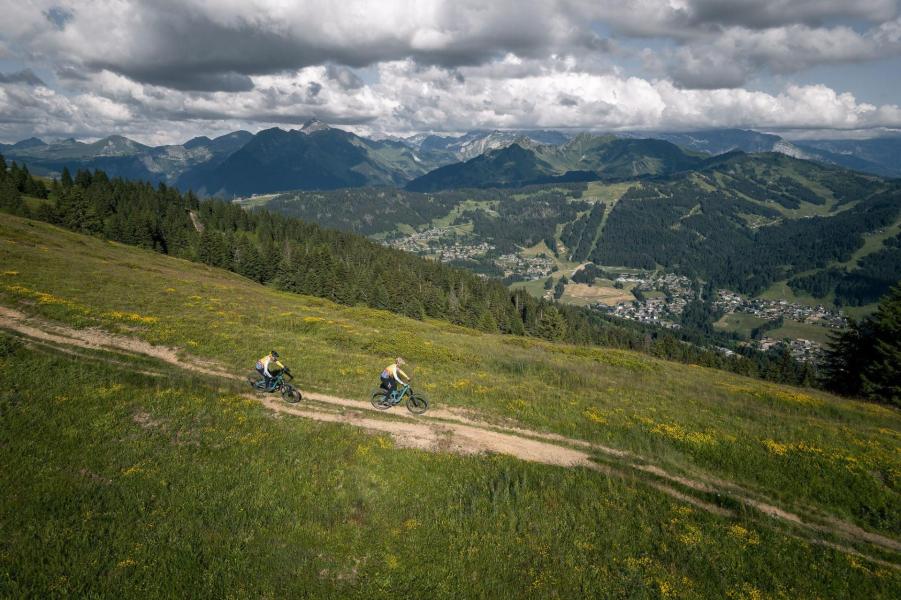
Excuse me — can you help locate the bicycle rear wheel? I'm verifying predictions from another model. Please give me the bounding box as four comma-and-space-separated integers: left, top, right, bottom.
370, 389, 391, 410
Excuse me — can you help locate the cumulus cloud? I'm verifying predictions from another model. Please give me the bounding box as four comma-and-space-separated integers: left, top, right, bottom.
0, 69, 45, 86
0, 1, 900, 142
371, 60, 901, 133
590, 0, 899, 37
668, 20, 901, 88
0, 0, 612, 91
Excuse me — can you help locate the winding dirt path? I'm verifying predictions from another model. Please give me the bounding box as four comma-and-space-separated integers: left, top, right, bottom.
2, 304, 899, 565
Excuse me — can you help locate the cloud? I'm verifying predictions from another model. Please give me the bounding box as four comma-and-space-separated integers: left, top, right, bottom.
372, 61, 901, 133
43, 6, 74, 31
667, 20, 901, 88
0, 1, 613, 92
590, 0, 899, 37
0, 69, 45, 86
0, 1, 899, 143
326, 65, 364, 90
683, 0, 898, 30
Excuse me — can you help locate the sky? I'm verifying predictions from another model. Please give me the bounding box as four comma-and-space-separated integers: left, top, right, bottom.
1, 0, 900, 145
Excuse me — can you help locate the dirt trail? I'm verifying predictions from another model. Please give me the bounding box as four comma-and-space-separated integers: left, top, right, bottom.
257, 395, 732, 517
2, 303, 899, 563
0, 306, 230, 379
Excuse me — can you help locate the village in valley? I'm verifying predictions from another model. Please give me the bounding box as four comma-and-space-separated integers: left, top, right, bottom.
381, 222, 849, 364
586, 272, 847, 364
382, 227, 556, 278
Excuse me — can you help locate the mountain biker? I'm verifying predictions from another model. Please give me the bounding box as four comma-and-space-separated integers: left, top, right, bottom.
256, 350, 285, 391
380, 357, 410, 397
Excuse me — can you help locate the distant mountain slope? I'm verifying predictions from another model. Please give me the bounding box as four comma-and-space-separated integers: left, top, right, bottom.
793, 136, 901, 178
177, 124, 440, 197
2, 131, 253, 186
631, 129, 901, 178
5, 126, 899, 196
407, 135, 705, 191
406, 143, 564, 191
585, 152, 901, 302
628, 129, 788, 155
403, 129, 572, 163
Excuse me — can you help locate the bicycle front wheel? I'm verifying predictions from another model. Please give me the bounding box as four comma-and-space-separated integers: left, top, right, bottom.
407, 392, 429, 415
282, 385, 302, 404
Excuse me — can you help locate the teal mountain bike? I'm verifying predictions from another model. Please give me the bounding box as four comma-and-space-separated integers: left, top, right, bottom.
248, 368, 302, 403
371, 382, 428, 414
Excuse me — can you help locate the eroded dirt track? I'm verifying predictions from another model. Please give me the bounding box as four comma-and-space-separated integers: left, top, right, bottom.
2, 304, 899, 566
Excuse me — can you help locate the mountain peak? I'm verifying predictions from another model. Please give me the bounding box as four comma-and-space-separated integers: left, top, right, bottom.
11, 137, 47, 149
301, 119, 331, 134
184, 136, 212, 149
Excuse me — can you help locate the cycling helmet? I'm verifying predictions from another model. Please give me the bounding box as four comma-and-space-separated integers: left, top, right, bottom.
271, 350, 279, 358
396, 357, 405, 365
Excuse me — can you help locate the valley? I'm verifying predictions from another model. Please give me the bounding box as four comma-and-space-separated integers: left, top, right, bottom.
246, 151, 900, 364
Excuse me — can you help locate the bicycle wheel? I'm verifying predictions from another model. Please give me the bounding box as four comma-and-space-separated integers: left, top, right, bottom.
370, 389, 391, 410
281, 385, 302, 404
248, 373, 261, 389
407, 392, 429, 415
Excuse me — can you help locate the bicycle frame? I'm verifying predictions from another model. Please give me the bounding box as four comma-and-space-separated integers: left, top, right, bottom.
256, 371, 287, 392
386, 382, 411, 404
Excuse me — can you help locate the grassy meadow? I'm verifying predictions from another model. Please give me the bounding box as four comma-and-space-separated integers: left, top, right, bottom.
1, 214, 900, 596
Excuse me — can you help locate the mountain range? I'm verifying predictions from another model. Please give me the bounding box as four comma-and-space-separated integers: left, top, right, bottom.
406, 134, 714, 191
2, 124, 899, 197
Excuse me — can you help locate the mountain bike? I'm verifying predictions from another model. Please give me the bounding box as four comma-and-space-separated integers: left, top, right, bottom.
370, 381, 428, 414
248, 368, 302, 403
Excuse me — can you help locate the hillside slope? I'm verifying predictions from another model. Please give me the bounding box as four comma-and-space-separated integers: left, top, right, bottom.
2, 214, 900, 595
3, 214, 900, 520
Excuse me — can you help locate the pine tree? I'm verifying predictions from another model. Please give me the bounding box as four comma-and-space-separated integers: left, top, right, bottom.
0, 176, 24, 215
553, 278, 566, 300
477, 307, 498, 332
821, 321, 873, 397
60, 167, 73, 189
860, 284, 901, 405
536, 306, 567, 341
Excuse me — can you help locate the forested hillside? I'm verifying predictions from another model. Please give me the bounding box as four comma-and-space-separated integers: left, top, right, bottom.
0, 155, 816, 386
591, 153, 901, 304
259, 151, 901, 309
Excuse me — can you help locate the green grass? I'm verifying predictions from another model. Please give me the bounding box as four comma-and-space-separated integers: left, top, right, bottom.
714, 314, 768, 338
769, 320, 839, 345
758, 280, 826, 307
509, 277, 551, 299
3, 345, 897, 597
430, 199, 495, 229
234, 193, 280, 208
1, 214, 900, 594
22, 195, 54, 211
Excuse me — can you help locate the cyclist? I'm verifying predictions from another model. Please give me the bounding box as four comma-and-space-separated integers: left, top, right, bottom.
256, 350, 285, 391
380, 357, 411, 398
